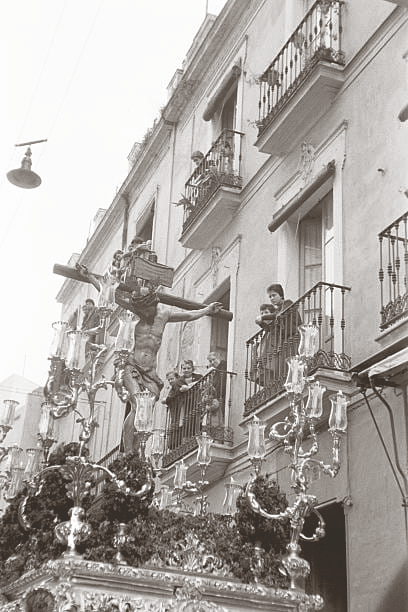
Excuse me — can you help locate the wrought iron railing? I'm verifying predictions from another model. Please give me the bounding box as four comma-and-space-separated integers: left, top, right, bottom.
244, 282, 351, 416
92, 443, 121, 495
257, 0, 345, 132
162, 368, 234, 467
379, 211, 408, 330
181, 129, 243, 233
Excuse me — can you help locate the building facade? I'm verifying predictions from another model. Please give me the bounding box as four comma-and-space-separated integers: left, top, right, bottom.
53, 1, 408, 610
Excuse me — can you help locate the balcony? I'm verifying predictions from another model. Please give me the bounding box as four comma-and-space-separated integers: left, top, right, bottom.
379, 211, 408, 330
255, 0, 345, 156
179, 129, 243, 249
244, 282, 351, 417
162, 368, 234, 469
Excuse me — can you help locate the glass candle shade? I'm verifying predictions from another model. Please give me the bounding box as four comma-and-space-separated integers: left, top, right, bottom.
5, 446, 26, 500
223, 476, 242, 516
174, 461, 187, 489
159, 485, 172, 510
38, 402, 54, 439
247, 416, 266, 461
298, 323, 320, 358
8, 445, 25, 472
196, 432, 213, 466
49, 321, 70, 359
284, 356, 306, 395
6, 466, 25, 499
150, 430, 164, 467
133, 391, 156, 433
115, 311, 136, 351
305, 381, 326, 419
329, 390, 349, 432
66, 330, 89, 370
23, 447, 43, 481
1, 400, 18, 427
98, 273, 120, 310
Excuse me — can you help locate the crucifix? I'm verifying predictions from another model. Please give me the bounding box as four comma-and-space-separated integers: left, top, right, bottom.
53, 244, 233, 453
53, 263, 233, 321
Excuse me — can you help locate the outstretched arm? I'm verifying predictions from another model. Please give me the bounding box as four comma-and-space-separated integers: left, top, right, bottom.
168, 302, 222, 323
75, 263, 101, 292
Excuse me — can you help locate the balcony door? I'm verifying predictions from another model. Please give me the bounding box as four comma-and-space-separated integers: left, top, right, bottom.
220, 86, 237, 133
210, 287, 230, 367
136, 199, 155, 244
299, 190, 333, 294
302, 502, 347, 611
299, 191, 334, 345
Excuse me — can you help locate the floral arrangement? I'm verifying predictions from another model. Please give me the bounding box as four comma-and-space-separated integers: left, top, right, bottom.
0, 451, 290, 589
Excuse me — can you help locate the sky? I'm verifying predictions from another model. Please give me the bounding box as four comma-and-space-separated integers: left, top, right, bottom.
1, 0, 227, 387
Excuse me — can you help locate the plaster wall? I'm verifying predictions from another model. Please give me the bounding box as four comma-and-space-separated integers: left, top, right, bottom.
345, 389, 408, 610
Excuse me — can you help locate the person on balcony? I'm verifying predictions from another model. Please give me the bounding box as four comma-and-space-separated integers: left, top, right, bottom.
81, 298, 102, 348
163, 370, 185, 449
256, 284, 302, 384
115, 283, 222, 453
189, 150, 218, 209
253, 303, 279, 388
180, 359, 202, 386
257, 283, 301, 337
178, 359, 203, 439
204, 352, 227, 427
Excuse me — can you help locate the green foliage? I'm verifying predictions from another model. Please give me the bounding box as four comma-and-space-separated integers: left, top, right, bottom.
93, 451, 154, 523
0, 456, 290, 590
236, 475, 290, 550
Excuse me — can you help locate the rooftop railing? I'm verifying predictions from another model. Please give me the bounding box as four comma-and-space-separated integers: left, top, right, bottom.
162, 368, 234, 468
379, 211, 408, 330
181, 129, 243, 232
257, 0, 344, 132
244, 281, 351, 417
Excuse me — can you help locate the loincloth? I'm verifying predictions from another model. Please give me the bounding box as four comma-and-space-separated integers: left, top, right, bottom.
123, 359, 163, 400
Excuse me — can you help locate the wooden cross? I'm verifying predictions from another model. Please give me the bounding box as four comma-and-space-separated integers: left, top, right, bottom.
53, 263, 233, 321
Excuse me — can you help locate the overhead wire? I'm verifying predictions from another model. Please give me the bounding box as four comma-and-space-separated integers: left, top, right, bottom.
43, 0, 106, 145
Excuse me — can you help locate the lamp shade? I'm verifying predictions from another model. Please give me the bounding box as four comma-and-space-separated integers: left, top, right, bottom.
133, 391, 156, 433
98, 272, 120, 310
1, 400, 18, 427
49, 321, 70, 359
24, 447, 43, 481
329, 390, 349, 432
223, 476, 242, 515
115, 311, 136, 351
196, 432, 213, 466
8, 445, 24, 471
38, 402, 54, 438
5, 447, 25, 500
247, 416, 266, 460
7, 147, 42, 189
305, 381, 326, 419
150, 430, 164, 468
174, 460, 188, 489
66, 330, 88, 370
284, 356, 306, 395
298, 323, 320, 358
159, 485, 172, 509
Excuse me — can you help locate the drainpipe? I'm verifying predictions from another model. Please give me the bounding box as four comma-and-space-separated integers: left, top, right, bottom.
121, 192, 130, 250
165, 122, 177, 263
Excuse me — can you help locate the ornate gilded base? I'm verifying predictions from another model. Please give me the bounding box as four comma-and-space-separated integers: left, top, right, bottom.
0, 558, 324, 611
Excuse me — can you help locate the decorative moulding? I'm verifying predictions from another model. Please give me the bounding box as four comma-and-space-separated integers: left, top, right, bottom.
1, 558, 322, 612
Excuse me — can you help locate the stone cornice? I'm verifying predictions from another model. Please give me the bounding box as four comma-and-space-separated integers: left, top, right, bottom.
162, 0, 264, 125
